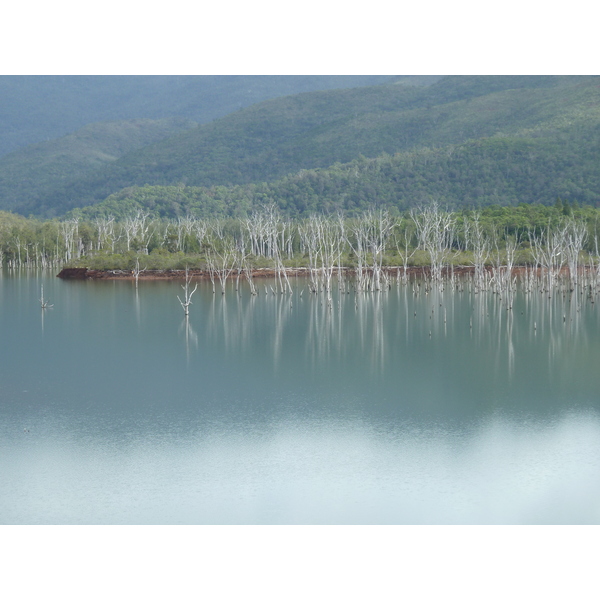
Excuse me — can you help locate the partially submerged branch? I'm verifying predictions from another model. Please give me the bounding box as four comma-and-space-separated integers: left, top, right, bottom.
177, 267, 198, 316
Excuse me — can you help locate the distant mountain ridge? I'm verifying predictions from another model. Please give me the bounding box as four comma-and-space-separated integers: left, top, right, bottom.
1, 75, 599, 217
72, 128, 600, 221
0, 75, 397, 157
0, 117, 198, 212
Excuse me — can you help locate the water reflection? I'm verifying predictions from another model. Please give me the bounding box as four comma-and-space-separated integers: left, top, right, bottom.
2, 272, 600, 524
179, 316, 198, 363
188, 279, 600, 398
2, 408, 599, 524
134, 284, 141, 329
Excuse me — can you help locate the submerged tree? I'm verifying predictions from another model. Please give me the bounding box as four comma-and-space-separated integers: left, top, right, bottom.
177, 267, 198, 316
411, 202, 456, 284
39, 284, 53, 309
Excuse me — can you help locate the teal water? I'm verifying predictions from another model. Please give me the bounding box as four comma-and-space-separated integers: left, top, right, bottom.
1, 271, 600, 523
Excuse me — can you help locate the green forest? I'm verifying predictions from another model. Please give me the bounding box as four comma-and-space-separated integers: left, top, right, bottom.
1, 76, 598, 218
68, 131, 600, 221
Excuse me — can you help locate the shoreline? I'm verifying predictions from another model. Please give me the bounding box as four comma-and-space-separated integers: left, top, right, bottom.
56, 265, 578, 281
57, 267, 317, 280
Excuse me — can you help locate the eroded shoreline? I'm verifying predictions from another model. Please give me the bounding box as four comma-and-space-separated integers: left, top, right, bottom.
56, 265, 558, 281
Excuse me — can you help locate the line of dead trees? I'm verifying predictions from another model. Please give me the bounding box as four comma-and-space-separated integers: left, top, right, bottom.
2, 205, 600, 300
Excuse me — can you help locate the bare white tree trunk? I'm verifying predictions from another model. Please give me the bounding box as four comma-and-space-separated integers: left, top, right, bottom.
411, 202, 456, 285
39, 284, 53, 308
177, 267, 198, 316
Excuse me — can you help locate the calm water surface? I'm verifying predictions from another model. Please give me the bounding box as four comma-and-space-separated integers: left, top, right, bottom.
1, 271, 600, 523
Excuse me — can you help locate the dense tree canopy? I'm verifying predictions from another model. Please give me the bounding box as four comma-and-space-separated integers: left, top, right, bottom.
1, 76, 598, 218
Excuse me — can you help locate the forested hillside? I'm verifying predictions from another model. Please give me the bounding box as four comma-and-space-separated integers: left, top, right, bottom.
72, 127, 600, 221
1, 76, 599, 218
0, 75, 396, 157
0, 118, 198, 212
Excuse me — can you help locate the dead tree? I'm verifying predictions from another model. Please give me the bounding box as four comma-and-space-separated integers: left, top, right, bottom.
124, 211, 152, 254
411, 202, 456, 285
39, 284, 53, 309
530, 226, 565, 294
367, 210, 394, 291
133, 256, 146, 290
468, 212, 490, 292
393, 219, 417, 284
206, 240, 237, 294
60, 218, 80, 262
94, 216, 116, 252
562, 218, 587, 291
177, 267, 198, 316
241, 254, 258, 295
299, 215, 323, 293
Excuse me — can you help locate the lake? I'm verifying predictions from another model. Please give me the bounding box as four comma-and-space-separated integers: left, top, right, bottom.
1, 270, 600, 524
